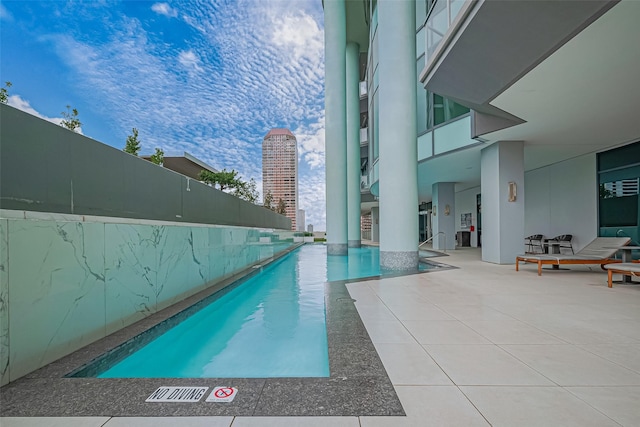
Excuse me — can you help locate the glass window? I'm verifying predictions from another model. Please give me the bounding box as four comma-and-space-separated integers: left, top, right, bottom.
597, 141, 640, 245
416, 59, 427, 134
416, 27, 426, 59
599, 179, 639, 227
373, 90, 379, 160
432, 93, 470, 127
416, 0, 426, 29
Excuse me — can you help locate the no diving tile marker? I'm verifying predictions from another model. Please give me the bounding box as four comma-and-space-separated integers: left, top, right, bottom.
206, 386, 238, 403
146, 386, 209, 403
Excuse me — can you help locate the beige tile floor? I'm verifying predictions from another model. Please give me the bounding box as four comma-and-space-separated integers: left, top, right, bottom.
3, 247, 640, 426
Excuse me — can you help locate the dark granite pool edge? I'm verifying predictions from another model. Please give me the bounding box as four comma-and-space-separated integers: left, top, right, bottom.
0, 244, 466, 416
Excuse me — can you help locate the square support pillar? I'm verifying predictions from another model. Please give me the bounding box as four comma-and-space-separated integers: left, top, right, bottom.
480, 141, 525, 264
432, 182, 456, 250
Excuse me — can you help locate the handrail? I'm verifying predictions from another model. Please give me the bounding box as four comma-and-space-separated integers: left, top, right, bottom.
419, 231, 446, 252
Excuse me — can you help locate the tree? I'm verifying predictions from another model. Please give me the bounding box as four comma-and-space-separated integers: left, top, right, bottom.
263, 190, 274, 210
276, 198, 287, 215
124, 128, 141, 155
150, 148, 164, 165
199, 169, 239, 191
60, 105, 82, 132
0, 81, 11, 104
232, 178, 259, 204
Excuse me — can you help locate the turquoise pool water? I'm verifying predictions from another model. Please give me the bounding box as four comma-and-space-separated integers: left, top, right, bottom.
97, 244, 430, 378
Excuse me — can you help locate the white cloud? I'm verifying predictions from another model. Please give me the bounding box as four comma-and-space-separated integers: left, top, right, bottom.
178, 49, 202, 72
8, 95, 83, 134
151, 3, 177, 18
35, 0, 325, 223
0, 3, 12, 21
295, 116, 325, 169
271, 13, 323, 63
298, 170, 326, 231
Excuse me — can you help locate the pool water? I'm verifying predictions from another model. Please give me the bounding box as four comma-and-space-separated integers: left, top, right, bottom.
97, 245, 430, 378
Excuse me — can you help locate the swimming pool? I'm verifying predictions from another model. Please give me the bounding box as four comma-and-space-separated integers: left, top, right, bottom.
88, 245, 434, 378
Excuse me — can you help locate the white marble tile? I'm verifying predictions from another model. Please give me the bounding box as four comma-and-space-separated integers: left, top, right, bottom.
436, 304, 515, 321
578, 343, 640, 374
232, 417, 359, 427
461, 386, 620, 427
354, 302, 398, 322
501, 344, 640, 386
104, 223, 158, 334
104, 417, 234, 427
403, 320, 491, 344
462, 319, 566, 344
0, 219, 9, 385
361, 386, 489, 426
374, 342, 452, 385
8, 220, 106, 381
385, 301, 455, 321
1, 417, 111, 427
523, 317, 635, 345
423, 344, 553, 386
363, 320, 416, 344
566, 386, 640, 427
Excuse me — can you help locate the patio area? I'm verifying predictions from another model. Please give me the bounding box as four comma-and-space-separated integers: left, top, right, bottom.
2, 247, 640, 426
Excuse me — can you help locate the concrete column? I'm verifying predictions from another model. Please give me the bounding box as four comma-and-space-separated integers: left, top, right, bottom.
378, 0, 418, 270
346, 42, 362, 248
371, 206, 380, 243
480, 141, 525, 264
432, 182, 456, 250
324, 0, 348, 255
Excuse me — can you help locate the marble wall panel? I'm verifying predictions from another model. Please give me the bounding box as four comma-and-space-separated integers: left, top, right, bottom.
8, 220, 106, 381
104, 223, 158, 334
207, 227, 227, 282
3, 214, 295, 382
156, 226, 209, 311
1, 219, 9, 386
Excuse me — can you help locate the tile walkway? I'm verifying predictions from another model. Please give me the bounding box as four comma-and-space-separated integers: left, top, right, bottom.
3, 247, 640, 426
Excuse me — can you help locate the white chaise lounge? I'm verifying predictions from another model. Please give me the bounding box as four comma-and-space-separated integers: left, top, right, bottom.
515, 237, 631, 276
604, 263, 640, 287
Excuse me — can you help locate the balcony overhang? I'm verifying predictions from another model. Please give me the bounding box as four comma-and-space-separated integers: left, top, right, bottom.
420, 0, 617, 131
345, 0, 370, 51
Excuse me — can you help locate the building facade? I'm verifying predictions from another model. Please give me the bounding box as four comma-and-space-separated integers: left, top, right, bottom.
325, 0, 640, 269
262, 128, 299, 230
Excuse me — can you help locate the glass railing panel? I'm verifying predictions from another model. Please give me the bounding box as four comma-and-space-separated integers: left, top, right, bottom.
416, 27, 426, 59
425, 0, 447, 60
360, 174, 369, 191
425, 0, 471, 63
360, 127, 368, 145
450, 0, 465, 20
418, 131, 433, 161
433, 115, 474, 155
359, 81, 368, 98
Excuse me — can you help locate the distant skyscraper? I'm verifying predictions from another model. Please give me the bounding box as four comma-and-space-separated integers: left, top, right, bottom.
297, 209, 305, 232
262, 128, 298, 230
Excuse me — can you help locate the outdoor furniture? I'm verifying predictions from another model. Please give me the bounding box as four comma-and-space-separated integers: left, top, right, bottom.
515, 237, 631, 276
602, 245, 640, 283
525, 234, 545, 253
543, 234, 574, 254
604, 262, 640, 287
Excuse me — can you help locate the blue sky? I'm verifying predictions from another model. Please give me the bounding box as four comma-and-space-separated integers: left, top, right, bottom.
0, 0, 327, 230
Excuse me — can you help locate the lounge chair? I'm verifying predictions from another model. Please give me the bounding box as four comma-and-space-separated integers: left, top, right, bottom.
544, 234, 574, 254
603, 263, 640, 287
524, 234, 544, 253
515, 237, 631, 276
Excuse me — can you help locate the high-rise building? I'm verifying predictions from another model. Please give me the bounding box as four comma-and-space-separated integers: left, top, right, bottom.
262, 128, 298, 230
297, 209, 306, 232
